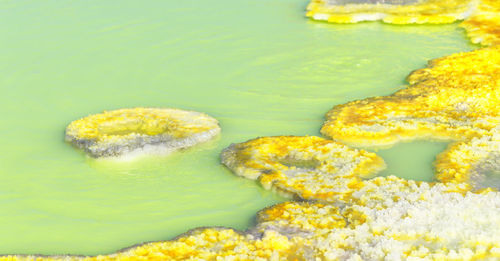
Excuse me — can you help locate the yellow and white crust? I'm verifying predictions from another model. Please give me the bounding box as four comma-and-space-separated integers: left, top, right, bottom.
65, 108, 220, 159
321, 46, 500, 148
306, 0, 478, 24
436, 126, 500, 190
6, 177, 500, 260
306, 0, 500, 47
321, 46, 500, 188
221, 136, 386, 202
461, 0, 500, 46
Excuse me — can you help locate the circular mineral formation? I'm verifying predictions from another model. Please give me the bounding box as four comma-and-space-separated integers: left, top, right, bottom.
65, 107, 221, 158
221, 136, 386, 202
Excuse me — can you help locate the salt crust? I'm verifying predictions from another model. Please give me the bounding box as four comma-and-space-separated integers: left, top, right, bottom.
322, 46, 500, 188
307, 0, 500, 47
436, 126, 500, 190
306, 0, 478, 24
221, 136, 386, 202
3, 177, 500, 260
65, 108, 221, 159
460, 0, 500, 46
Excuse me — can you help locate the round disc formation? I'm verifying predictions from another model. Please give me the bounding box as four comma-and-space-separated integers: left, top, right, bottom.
221, 136, 386, 202
65, 107, 220, 158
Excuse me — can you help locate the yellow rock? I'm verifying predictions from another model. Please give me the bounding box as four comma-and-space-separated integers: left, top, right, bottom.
436, 126, 500, 189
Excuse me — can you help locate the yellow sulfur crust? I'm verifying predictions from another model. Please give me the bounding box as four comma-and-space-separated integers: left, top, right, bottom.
461, 0, 500, 46
435, 126, 500, 189
5, 177, 500, 260
65, 108, 220, 158
322, 46, 500, 187
306, 0, 500, 46
221, 136, 386, 202
306, 0, 477, 24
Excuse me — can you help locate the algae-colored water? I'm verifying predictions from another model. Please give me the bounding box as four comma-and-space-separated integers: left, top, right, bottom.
0, 0, 475, 256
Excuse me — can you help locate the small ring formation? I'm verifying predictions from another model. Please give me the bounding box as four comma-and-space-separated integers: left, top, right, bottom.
65, 107, 221, 158
221, 136, 386, 202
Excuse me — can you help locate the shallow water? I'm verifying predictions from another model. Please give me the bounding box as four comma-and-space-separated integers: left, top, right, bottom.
0, 0, 475, 256
375, 141, 449, 181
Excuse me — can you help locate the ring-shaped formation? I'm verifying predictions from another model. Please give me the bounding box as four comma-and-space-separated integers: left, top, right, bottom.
65, 107, 221, 158
221, 136, 386, 202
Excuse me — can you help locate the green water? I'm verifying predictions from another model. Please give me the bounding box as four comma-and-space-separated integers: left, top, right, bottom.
0, 0, 475, 256
375, 141, 449, 181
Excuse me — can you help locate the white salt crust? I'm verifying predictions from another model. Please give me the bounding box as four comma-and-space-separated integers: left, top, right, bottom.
100, 128, 220, 161
310, 0, 479, 23
255, 178, 500, 260
65, 108, 221, 159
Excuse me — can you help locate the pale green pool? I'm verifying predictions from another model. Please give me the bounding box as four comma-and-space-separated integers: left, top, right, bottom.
0, 0, 475, 256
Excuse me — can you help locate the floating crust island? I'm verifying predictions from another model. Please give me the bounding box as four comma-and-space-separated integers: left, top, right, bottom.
307, 0, 500, 46
221, 136, 386, 202
65, 108, 221, 159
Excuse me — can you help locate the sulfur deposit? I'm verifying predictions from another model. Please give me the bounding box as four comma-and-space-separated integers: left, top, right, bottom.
221, 136, 386, 202
461, 0, 500, 46
436, 126, 500, 190
65, 108, 220, 158
306, 0, 478, 24
321, 46, 500, 187
306, 0, 500, 46
4, 177, 500, 260
252, 177, 500, 260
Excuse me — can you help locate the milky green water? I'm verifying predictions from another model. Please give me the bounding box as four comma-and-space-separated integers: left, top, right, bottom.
0, 0, 475, 256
